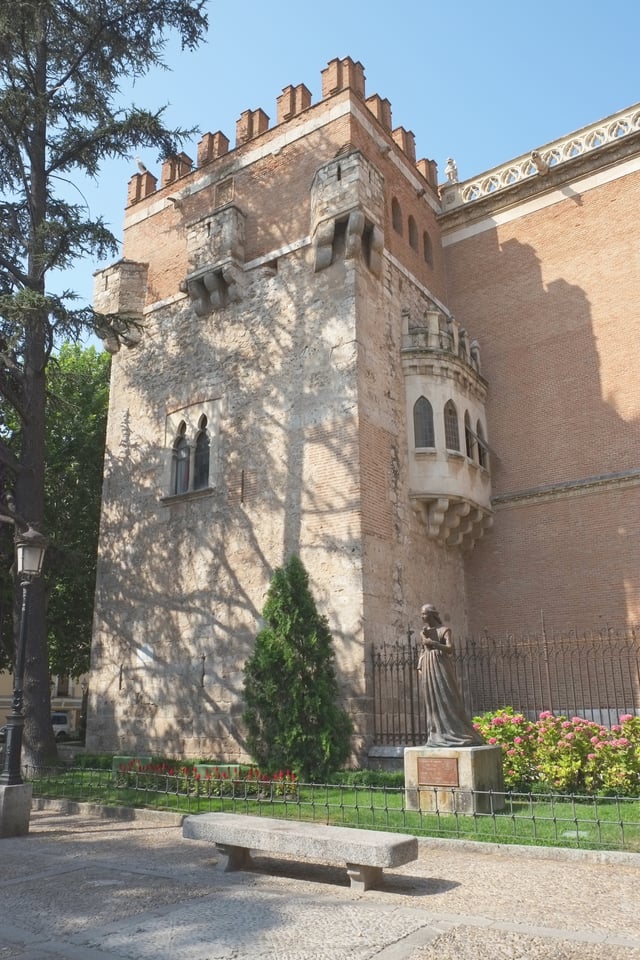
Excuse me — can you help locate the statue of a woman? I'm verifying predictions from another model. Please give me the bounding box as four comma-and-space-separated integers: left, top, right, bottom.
418, 604, 484, 748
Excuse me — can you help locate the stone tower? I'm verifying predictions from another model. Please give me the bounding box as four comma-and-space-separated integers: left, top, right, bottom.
87, 58, 492, 761
88, 59, 640, 760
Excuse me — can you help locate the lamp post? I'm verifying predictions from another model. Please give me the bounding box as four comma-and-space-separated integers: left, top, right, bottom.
0, 526, 47, 787
79, 678, 89, 744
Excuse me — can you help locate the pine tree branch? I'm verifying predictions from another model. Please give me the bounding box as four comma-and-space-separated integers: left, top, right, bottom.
0, 258, 28, 288
0, 376, 27, 425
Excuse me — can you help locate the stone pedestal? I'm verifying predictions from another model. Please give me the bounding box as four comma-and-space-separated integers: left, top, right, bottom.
404, 744, 504, 815
0, 783, 33, 837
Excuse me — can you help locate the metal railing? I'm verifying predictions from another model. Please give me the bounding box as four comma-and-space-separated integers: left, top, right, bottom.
371, 627, 640, 746
28, 765, 640, 852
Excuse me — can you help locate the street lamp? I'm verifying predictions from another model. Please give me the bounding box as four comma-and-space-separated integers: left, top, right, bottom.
0, 526, 47, 787
79, 677, 89, 743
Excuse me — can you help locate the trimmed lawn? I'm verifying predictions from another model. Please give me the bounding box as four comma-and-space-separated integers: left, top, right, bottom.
30, 768, 640, 852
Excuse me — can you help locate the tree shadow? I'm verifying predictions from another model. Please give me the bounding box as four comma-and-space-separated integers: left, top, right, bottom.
87, 127, 372, 761
454, 235, 640, 635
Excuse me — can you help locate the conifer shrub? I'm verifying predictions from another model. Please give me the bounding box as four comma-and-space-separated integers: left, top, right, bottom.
242, 555, 353, 781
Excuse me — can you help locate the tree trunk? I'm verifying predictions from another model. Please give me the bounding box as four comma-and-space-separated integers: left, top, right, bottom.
15, 319, 58, 772
15, 30, 58, 772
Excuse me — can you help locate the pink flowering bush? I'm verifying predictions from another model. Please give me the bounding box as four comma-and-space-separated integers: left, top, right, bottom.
473, 709, 640, 795
472, 708, 537, 788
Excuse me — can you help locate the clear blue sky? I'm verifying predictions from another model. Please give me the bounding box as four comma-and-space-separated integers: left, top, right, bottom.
62, 0, 640, 310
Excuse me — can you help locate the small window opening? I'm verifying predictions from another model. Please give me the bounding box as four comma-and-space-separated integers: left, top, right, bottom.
477, 421, 488, 469
194, 415, 210, 490
423, 230, 433, 265
414, 396, 435, 448
408, 216, 418, 250
444, 400, 460, 451
391, 197, 403, 235
464, 411, 475, 459
173, 421, 190, 495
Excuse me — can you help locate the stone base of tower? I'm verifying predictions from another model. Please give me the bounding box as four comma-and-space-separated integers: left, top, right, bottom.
404, 744, 504, 815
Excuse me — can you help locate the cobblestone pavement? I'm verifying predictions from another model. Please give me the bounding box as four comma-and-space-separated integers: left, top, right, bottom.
0, 805, 639, 960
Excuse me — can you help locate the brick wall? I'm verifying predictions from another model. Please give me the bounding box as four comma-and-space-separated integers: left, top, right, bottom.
445, 168, 640, 632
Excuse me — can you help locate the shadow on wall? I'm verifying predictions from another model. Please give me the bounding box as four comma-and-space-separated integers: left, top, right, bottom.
459, 235, 640, 634
87, 173, 369, 760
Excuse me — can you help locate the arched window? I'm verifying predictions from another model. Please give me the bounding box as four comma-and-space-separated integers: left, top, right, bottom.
172, 421, 190, 495
391, 197, 403, 235
193, 415, 210, 490
477, 420, 488, 469
408, 215, 418, 250
413, 396, 435, 448
444, 400, 460, 451
423, 230, 433, 265
464, 411, 475, 459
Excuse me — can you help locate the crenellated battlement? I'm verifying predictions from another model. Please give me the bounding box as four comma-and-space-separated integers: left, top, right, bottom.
276, 83, 312, 123
196, 131, 229, 167
126, 56, 438, 203
321, 57, 366, 100
235, 107, 270, 147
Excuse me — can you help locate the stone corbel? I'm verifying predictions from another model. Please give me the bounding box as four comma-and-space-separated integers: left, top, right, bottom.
220, 262, 242, 303
313, 219, 335, 272
427, 497, 450, 539
313, 211, 384, 277
458, 509, 494, 552
345, 210, 365, 259
186, 272, 219, 316
413, 495, 493, 551
184, 261, 243, 315
444, 500, 471, 530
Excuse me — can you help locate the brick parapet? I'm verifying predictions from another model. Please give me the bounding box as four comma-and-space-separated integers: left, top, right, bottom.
124, 58, 438, 220
121, 86, 448, 310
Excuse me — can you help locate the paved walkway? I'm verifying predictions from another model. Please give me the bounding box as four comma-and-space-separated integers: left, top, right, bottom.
1, 802, 639, 960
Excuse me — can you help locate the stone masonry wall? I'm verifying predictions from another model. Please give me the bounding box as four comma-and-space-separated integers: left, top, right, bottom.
88, 56, 486, 762
89, 246, 366, 760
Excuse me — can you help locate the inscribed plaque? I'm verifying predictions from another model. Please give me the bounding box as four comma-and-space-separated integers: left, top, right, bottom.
417, 756, 459, 787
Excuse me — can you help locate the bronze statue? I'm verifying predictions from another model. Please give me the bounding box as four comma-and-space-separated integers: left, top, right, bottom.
417, 604, 484, 748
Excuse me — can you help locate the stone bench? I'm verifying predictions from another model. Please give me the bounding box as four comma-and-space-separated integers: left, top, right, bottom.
182, 813, 418, 891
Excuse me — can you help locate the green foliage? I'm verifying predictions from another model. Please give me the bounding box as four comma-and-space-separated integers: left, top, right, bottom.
243, 555, 353, 781
0, 0, 207, 763
328, 769, 405, 788
0, 1, 209, 340
0, 344, 110, 674
75, 753, 114, 770
474, 708, 640, 795
45, 344, 110, 676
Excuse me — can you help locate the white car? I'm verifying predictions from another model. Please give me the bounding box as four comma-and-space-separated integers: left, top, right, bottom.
51, 712, 72, 740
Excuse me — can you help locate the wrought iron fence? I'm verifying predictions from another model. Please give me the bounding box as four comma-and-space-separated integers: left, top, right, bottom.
28, 766, 640, 852
371, 626, 640, 746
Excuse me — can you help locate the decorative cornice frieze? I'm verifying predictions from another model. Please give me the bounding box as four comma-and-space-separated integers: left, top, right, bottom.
440, 104, 640, 213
